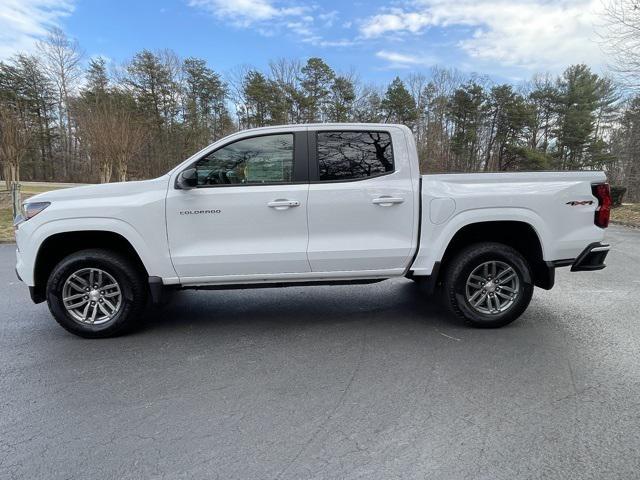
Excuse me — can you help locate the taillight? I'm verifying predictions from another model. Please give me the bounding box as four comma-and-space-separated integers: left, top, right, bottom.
591, 183, 611, 228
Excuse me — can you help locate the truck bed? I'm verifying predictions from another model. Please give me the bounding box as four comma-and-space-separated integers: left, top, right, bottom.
410, 171, 607, 275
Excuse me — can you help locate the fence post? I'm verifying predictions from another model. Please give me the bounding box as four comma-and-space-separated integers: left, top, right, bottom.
10, 182, 21, 220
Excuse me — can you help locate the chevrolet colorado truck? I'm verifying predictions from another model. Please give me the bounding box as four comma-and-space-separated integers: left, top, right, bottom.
14, 124, 611, 338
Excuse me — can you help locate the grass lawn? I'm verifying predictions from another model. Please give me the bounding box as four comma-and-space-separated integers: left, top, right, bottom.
611, 204, 640, 228
0, 208, 14, 243
0, 182, 79, 243
20, 182, 86, 195
21, 185, 56, 194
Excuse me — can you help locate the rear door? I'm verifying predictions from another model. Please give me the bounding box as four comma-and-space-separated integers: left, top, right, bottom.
306, 127, 416, 274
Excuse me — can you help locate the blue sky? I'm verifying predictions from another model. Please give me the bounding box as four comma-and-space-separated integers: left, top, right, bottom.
1, 0, 607, 84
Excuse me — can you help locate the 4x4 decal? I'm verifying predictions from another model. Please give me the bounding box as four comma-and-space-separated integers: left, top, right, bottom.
566, 200, 594, 206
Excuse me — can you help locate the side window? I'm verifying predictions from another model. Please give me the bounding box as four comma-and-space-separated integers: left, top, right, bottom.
317, 131, 394, 181
195, 134, 294, 186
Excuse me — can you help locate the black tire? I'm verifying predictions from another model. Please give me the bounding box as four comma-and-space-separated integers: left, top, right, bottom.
443, 242, 533, 328
46, 249, 148, 338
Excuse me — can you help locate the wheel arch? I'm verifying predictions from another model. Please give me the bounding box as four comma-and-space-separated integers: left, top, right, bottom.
31, 230, 150, 304
440, 221, 545, 283
419, 218, 553, 292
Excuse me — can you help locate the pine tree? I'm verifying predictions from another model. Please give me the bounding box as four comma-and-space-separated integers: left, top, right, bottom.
382, 77, 417, 127
328, 76, 355, 122
300, 58, 335, 122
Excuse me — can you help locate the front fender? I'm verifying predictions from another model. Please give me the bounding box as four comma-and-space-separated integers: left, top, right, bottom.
16, 217, 176, 286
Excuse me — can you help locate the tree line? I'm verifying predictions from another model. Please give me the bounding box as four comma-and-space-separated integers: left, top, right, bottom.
0, 28, 639, 201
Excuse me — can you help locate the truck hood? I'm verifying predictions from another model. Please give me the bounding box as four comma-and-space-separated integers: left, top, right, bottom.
27, 176, 171, 203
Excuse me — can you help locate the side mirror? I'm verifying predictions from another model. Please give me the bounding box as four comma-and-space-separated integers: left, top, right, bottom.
176, 168, 198, 190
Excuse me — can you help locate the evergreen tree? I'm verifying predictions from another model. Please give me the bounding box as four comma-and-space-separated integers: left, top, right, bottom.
183, 57, 230, 144
300, 57, 335, 122
124, 49, 180, 131
555, 65, 601, 169
328, 76, 356, 122
382, 77, 417, 127
85, 57, 109, 98
448, 82, 486, 171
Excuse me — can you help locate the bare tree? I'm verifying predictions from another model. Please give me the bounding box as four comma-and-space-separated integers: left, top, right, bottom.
74, 103, 112, 183
269, 58, 303, 123
601, 0, 640, 88
407, 73, 429, 146
0, 104, 31, 190
75, 100, 146, 183
226, 64, 254, 129
37, 27, 83, 177
107, 107, 147, 182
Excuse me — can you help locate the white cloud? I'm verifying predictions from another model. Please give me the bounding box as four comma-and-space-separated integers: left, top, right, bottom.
360, 0, 606, 71
189, 0, 351, 48
375, 50, 435, 67
0, 0, 74, 58
362, 10, 431, 38
318, 10, 338, 28
300, 37, 355, 47
188, 0, 307, 27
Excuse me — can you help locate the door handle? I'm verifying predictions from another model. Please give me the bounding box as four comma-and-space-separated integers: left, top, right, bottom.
372, 197, 405, 206
267, 199, 300, 210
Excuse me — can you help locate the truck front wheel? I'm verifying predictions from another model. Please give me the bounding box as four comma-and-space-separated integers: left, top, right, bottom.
46, 249, 148, 338
443, 242, 534, 328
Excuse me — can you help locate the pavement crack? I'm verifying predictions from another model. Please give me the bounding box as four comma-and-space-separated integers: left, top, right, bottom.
273, 325, 368, 480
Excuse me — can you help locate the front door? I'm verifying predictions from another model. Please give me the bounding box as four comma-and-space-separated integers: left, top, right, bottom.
166, 131, 310, 280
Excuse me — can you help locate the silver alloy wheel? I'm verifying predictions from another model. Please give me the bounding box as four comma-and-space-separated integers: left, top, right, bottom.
465, 260, 520, 315
62, 268, 122, 325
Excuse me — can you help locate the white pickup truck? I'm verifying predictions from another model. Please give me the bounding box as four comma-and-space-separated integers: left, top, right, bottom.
14, 124, 611, 338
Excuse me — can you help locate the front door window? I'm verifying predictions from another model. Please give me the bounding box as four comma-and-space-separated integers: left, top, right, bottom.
195, 134, 294, 186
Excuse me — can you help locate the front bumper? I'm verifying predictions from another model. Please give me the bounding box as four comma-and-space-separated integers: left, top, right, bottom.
16, 247, 45, 303
28, 286, 45, 303
571, 243, 610, 272
15, 247, 27, 283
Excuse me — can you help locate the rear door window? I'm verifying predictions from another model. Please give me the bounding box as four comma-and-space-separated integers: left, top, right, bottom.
316, 131, 394, 181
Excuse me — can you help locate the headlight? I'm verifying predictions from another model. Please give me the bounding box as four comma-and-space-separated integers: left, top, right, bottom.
18, 202, 51, 223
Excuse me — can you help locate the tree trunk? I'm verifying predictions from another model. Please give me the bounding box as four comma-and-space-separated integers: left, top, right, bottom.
117, 154, 127, 182
100, 159, 112, 183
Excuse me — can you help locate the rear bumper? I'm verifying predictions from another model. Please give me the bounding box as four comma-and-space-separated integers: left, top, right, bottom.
541, 242, 609, 288
570, 243, 610, 272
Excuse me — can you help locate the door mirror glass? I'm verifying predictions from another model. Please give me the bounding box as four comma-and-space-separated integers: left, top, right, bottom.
176, 168, 198, 189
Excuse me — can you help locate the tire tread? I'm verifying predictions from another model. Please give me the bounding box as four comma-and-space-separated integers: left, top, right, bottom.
442, 242, 533, 328
46, 248, 148, 338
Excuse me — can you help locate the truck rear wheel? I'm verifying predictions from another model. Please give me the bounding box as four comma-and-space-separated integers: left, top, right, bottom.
443, 242, 533, 328
46, 249, 148, 338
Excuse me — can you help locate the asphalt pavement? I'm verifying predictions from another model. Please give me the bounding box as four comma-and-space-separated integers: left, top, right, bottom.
1, 225, 639, 480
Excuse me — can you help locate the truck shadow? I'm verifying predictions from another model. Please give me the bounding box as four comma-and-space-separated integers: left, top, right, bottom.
140, 279, 458, 335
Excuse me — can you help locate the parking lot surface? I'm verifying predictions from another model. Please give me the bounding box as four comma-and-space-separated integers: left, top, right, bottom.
1, 225, 639, 479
